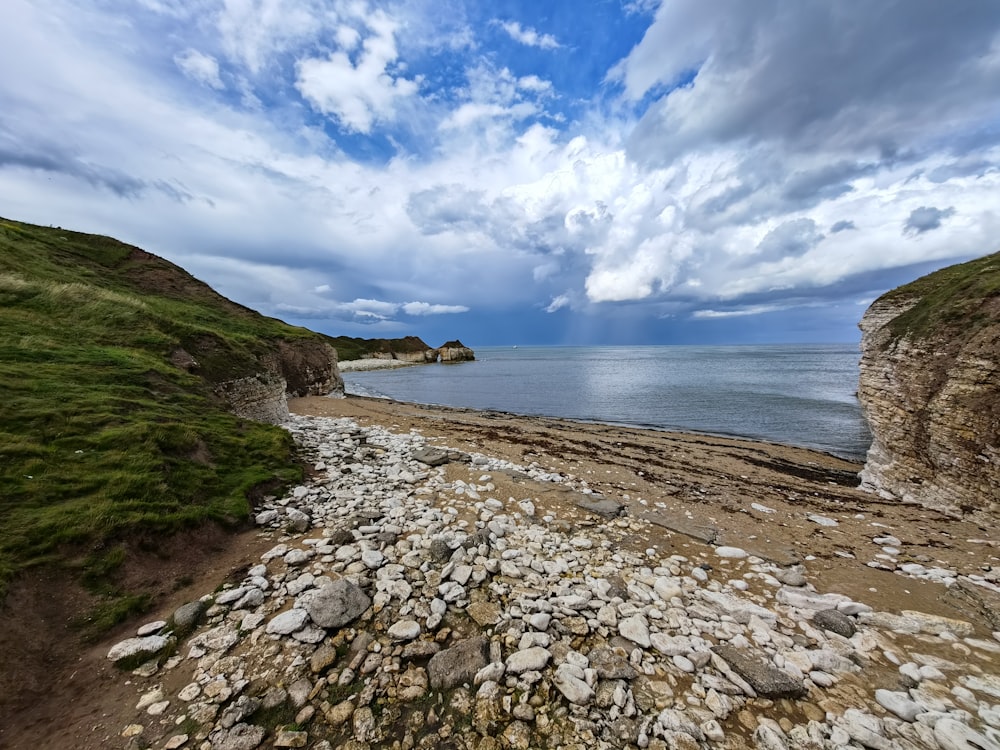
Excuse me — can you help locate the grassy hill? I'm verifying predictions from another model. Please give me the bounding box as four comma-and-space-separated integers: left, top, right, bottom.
0, 218, 332, 621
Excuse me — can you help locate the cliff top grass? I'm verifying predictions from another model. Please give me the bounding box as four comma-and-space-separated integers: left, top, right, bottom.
883, 251, 1000, 342
0, 218, 313, 605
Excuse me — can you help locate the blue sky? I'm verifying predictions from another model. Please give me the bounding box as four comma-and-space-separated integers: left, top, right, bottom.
2, 1, 999, 346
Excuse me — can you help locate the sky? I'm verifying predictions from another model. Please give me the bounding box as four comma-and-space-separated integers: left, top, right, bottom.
2, 1, 999, 347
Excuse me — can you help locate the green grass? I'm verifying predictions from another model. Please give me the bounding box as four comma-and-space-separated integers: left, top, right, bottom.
884, 251, 1000, 341
0, 218, 318, 598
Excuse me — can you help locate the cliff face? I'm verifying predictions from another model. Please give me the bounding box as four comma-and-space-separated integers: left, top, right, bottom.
215, 340, 344, 423
858, 253, 1000, 518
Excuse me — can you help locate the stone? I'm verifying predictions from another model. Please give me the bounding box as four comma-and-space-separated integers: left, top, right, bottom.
107, 636, 170, 664
714, 546, 748, 559
589, 647, 638, 680
212, 723, 266, 750
813, 608, 856, 638
388, 620, 421, 641
712, 646, 806, 698
274, 729, 308, 747
428, 636, 489, 689
302, 580, 371, 629
172, 601, 206, 632
266, 608, 309, 635
136, 620, 167, 637
505, 647, 552, 674
933, 718, 1000, 750
874, 689, 923, 722
412, 447, 451, 466
163, 735, 189, 750
286, 508, 311, 533
467, 601, 501, 626
619, 615, 651, 648
553, 663, 595, 704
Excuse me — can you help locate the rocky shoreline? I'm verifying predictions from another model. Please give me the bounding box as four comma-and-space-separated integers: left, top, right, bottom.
99, 409, 1000, 750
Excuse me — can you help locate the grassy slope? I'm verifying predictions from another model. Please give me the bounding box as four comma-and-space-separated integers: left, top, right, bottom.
884, 251, 1000, 341
0, 218, 320, 603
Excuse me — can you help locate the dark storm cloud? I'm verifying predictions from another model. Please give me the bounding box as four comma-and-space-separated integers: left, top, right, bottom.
625, 1, 1000, 165
904, 206, 956, 235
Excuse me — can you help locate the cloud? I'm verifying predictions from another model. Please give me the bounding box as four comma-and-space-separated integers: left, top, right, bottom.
755, 218, 824, 262
620, 1, 1000, 163
545, 294, 570, 313
904, 206, 956, 236
295, 10, 419, 133
174, 49, 224, 89
401, 301, 470, 315
830, 220, 856, 233
495, 20, 560, 50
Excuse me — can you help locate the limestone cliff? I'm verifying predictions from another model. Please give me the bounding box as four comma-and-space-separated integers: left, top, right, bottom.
858, 252, 1000, 518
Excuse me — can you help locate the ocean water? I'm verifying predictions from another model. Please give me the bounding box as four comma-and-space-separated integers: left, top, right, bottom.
341, 345, 872, 461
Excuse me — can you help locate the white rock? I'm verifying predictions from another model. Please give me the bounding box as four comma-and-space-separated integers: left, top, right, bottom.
619, 615, 651, 649
266, 608, 309, 635
933, 718, 1000, 750
505, 647, 551, 674
875, 689, 924, 722
388, 620, 421, 641
714, 546, 748, 559
136, 620, 167, 637
107, 636, 169, 663
553, 663, 595, 704
361, 549, 385, 569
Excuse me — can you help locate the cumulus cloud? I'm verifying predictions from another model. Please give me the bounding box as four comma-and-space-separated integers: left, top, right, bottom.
296, 10, 419, 133
904, 206, 956, 236
174, 49, 224, 89
495, 20, 560, 50
830, 220, 856, 233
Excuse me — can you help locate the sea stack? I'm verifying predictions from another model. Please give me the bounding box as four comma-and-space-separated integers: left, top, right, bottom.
857, 252, 999, 518
437, 339, 476, 362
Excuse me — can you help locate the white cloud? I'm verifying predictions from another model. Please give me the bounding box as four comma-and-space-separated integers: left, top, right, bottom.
495, 20, 560, 50
296, 10, 419, 133
401, 301, 470, 315
545, 294, 570, 313
174, 49, 224, 89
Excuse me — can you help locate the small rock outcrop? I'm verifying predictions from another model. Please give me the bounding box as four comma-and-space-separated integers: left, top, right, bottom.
437, 339, 475, 362
858, 252, 999, 518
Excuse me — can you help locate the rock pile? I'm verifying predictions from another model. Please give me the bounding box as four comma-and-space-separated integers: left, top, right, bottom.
108, 415, 1000, 750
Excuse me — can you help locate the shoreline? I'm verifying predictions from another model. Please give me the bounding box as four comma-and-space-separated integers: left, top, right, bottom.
337, 358, 418, 372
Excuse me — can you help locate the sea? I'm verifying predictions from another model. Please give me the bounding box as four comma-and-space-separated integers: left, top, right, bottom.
341, 344, 873, 461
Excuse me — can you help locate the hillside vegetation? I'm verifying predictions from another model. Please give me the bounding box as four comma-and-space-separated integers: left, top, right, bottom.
0, 218, 327, 616
885, 251, 1000, 341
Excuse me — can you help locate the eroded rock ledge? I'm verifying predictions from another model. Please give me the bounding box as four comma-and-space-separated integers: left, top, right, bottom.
858, 253, 1000, 518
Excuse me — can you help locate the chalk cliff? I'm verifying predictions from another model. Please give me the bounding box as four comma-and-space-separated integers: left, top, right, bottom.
857, 253, 1000, 518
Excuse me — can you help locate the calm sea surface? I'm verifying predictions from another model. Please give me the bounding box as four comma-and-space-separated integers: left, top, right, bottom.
342, 345, 872, 461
